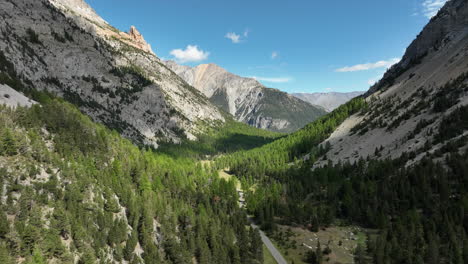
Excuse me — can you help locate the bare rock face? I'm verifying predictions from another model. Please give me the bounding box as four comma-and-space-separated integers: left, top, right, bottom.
0, 0, 225, 146
165, 61, 327, 132
314, 0, 468, 167
0, 84, 36, 108
369, 0, 468, 94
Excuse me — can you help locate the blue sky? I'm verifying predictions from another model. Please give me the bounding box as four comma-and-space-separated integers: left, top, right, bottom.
87, 0, 447, 93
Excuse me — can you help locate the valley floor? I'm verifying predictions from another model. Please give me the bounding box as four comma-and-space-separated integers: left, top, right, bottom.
267, 225, 370, 264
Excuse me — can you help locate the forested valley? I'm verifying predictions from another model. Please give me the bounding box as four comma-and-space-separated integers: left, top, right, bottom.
216, 97, 468, 264
0, 94, 266, 263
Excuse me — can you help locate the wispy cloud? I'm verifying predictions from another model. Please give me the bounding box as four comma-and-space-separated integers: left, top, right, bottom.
251, 76, 292, 83
225, 32, 241, 43
271, 51, 278, 59
225, 29, 250, 43
170, 45, 209, 63
243, 29, 250, 38
335, 58, 401, 72
422, 0, 448, 18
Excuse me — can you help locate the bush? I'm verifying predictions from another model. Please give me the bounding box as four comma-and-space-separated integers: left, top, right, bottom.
26, 28, 41, 44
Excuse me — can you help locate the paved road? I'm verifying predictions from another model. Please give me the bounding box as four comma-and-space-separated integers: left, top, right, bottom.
249, 219, 288, 264
220, 169, 288, 264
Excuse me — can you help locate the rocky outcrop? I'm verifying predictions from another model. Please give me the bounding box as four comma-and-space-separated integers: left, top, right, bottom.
0, 84, 36, 108
127, 26, 153, 54
292, 91, 364, 112
0, 0, 225, 146
165, 61, 327, 132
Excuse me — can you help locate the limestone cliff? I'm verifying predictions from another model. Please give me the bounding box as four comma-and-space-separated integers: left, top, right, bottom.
165, 61, 326, 132
0, 0, 225, 146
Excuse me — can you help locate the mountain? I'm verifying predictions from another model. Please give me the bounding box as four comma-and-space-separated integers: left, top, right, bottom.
315, 0, 468, 166
164, 61, 327, 132
292, 91, 365, 112
0, 0, 227, 147
218, 0, 468, 263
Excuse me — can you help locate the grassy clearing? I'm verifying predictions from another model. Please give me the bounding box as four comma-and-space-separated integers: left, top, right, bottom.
268, 224, 370, 264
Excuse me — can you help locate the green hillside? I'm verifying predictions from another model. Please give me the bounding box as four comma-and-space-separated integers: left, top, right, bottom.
0, 96, 264, 263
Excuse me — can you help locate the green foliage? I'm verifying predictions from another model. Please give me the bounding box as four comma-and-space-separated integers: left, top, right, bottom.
26, 28, 41, 45
435, 105, 468, 144
217, 97, 366, 185
159, 118, 283, 158
0, 128, 18, 156
0, 95, 264, 264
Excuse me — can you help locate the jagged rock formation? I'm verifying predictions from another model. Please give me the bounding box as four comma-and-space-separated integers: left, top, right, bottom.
292, 91, 364, 112
315, 0, 468, 166
127, 26, 153, 54
0, 0, 225, 146
165, 61, 326, 132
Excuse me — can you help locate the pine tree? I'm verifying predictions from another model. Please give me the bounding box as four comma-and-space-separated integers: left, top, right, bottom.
1, 128, 17, 156
0, 243, 13, 264
250, 227, 263, 263
30, 247, 46, 264
0, 210, 9, 238
355, 244, 366, 264
123, 231, 138, 261
316, 241, 323, 264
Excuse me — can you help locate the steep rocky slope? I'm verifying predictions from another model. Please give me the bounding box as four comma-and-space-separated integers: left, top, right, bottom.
165, 61, 326, 132
0, 0, 225, 146
315, 0, 468, 166
292, 91, 364, 112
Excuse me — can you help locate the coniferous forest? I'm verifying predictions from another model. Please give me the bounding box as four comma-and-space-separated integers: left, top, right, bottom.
1, 0, 468, 263
0, 96, 264, 263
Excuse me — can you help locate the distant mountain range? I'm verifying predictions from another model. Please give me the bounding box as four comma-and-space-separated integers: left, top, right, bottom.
164, 61, 326, 132
292, 91, 365, 112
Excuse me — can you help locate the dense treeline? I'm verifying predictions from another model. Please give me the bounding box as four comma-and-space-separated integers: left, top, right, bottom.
274, 153, 468, 263
217, 97, 367, 183
218, 96, 468, 263
0, 97, 263, 263
158, 118, 282, 159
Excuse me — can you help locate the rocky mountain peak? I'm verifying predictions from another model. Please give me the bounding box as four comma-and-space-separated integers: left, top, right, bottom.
127, 25, 153, 54
49, 0, 108, 27
164, 60, 327, 132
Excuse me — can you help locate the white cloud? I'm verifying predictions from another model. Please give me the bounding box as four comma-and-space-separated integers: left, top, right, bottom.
225, 29, 250, 43
271, 51, 278, 59
170, 45, 209, 63
335, 58, 401, 72
422, 0, 448, 18
251, 76, 292, 83
324, 87, 333, 92
225, 32, 241, 43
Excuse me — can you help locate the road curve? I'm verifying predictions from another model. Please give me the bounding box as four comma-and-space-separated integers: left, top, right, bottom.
219, 169, 288, 264
250, 219, 288, 264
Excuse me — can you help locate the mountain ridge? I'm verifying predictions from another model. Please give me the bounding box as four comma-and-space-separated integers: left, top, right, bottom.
0, 0, 228, 147
164, 60, 327, 132
292, 91, 365, 112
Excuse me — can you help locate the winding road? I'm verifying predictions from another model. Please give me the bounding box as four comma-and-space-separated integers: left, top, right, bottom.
217, 168, 288, 264
249, 219, 288, 264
